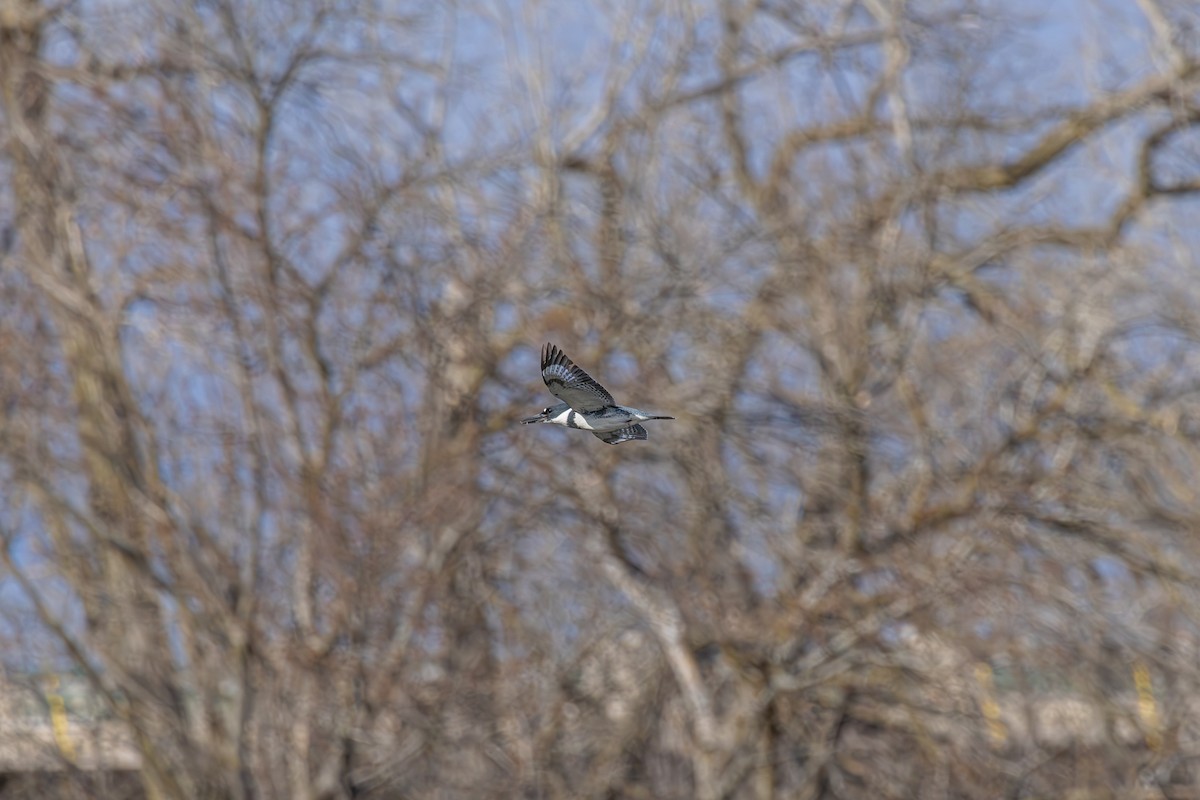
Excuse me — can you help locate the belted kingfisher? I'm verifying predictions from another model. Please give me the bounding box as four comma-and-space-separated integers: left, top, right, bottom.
521, 343, 674, 444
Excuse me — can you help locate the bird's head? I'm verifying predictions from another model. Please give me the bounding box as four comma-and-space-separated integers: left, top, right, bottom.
521, 406, 555, 424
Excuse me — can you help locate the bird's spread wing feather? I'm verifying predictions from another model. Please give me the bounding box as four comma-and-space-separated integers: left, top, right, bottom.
541, 343, 615, 413
593, 425, 647, 445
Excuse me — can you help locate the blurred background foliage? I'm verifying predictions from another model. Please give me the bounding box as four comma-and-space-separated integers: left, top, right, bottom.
3, 0, 1200, 797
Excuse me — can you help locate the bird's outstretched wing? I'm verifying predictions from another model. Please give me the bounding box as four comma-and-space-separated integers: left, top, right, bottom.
593, 425, 647, 445
541, 343, 615, 413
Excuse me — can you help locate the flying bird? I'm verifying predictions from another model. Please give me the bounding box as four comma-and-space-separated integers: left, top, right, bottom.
521, 343, 674, 445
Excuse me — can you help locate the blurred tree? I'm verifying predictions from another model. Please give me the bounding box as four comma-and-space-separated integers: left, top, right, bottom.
2, 0, 1200, 797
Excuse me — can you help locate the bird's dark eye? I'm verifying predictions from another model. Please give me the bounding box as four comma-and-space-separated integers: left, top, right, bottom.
543, 407, 551, 414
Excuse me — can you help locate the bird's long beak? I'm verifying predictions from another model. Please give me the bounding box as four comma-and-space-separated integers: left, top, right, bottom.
520, 411, 549, 424
647, 415, 675, 421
